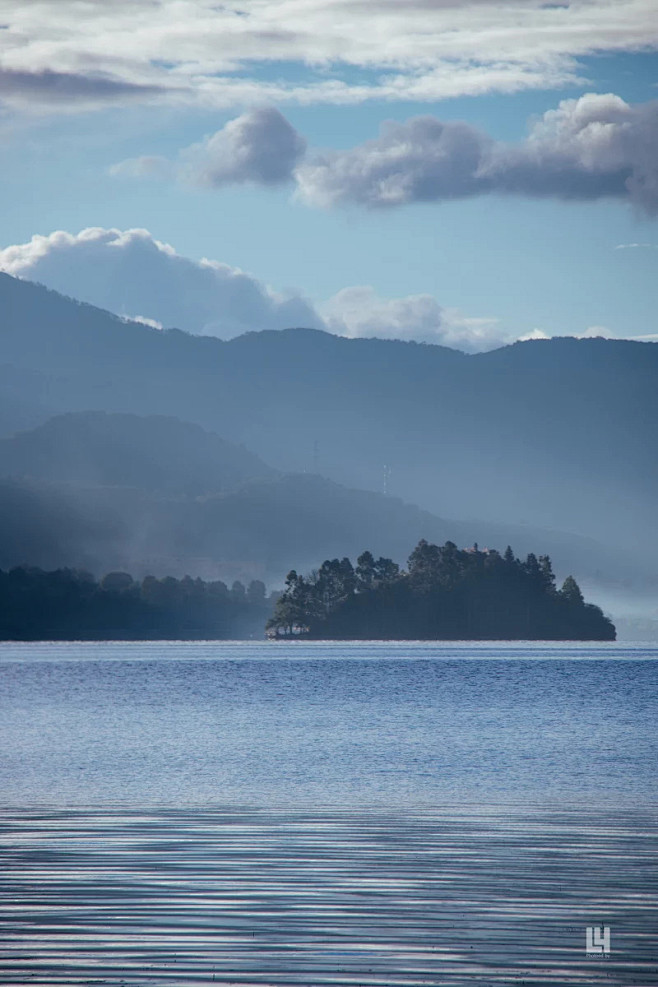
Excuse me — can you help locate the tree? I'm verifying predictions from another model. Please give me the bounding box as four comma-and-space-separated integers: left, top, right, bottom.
560, 575, 584, 605
263, 542, 615, 641
538, 555, 556, 591
523, 553, 541, 581
100, 571, 134, 593
266, 570, 311, 636
373, 556, 400, 587
356, 551, 376, 592
407, 539, 442, 591
247, 579, 266, 605
316, 557, 355, 611
231, 580, 246, 603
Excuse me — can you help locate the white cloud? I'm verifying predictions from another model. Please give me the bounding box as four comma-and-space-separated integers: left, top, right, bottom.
578, 325, 614, 339
518, 329, 550, 342
111, 94, 658, 216
0, 226, 510, 351
519, 325, 617, 342
295, 116, 491, 208
108, 156, 173, 180
0, 0, 656, 112
322, 286, 510, 352
0, 226, 640, 353
0, 67, 169, 111
180, 107, 306, 187
295, 93, 658, 215
111, 107, 304, 187
129, 314, 164, 330
0, 228, 321, 339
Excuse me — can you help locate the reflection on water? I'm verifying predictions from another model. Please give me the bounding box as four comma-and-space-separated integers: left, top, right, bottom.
1, 643, 657, 983
1, 806, 656, 986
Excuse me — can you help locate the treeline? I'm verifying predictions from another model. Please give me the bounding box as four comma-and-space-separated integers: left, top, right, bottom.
267, 541, 616, 640
0, 567, 273, 640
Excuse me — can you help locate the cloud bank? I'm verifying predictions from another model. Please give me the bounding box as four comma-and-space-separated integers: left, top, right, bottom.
113, 95, 658, 216
322, 287, 505, 352
296, 93, 658, 215
0, 227, 516, 352
0, 228, 320, 339
0, 0, 657, 111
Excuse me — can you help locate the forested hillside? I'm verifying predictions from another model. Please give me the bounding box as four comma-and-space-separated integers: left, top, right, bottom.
0, 566, 271, 640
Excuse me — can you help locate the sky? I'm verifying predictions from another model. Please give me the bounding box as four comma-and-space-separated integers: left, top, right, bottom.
0, 0, 656, 351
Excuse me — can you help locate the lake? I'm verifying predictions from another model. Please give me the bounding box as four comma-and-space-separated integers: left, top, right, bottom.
1, 641, 657, 984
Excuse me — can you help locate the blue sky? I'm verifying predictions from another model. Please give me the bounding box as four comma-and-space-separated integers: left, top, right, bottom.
0, 0, 656, 350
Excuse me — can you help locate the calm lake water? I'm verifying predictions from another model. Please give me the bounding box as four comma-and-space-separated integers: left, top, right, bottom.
1, 640, 657, 806
1, 642, 657, 985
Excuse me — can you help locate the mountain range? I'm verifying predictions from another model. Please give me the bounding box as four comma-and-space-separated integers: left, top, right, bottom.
1, 271, 656, 625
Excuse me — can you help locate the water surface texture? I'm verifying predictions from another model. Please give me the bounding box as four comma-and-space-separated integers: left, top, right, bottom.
1, 805, 657, 986
1, 642, 657, 985
1, 641, 657, 806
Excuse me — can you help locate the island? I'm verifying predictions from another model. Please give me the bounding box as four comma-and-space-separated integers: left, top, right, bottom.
266, 540, 616, 640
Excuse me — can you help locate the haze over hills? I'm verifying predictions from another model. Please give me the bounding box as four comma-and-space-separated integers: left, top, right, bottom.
0, 271, 656, 624
0, 411, 273, 494
0, 410, 631, 592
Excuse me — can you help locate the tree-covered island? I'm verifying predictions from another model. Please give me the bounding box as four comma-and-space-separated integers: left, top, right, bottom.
266, 541, 616, 640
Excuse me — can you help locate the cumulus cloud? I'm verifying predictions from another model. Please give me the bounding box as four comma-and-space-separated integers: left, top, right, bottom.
111, 108, 305, 187
180, 107, 306, 187
0, 228, 321, 339
322, 286, 509, 352
489, 93, 658, 210
0, 226, 635, 353
295, 94, 658, 215
296, 116, 492, 208
0, 0, 657, 112
0, 226, 514, 351
116, 95, 658, 215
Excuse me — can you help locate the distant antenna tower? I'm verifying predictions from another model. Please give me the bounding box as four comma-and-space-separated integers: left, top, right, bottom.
383, 464, 391, 496
312, 439, 319, 474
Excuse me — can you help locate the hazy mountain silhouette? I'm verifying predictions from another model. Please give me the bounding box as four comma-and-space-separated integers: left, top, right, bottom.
0, 411, 644, 598
0, 411, 273, 494
1, 272, 656, 607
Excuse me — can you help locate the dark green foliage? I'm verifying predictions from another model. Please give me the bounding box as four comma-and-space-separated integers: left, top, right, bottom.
267, 541, 615, 641
0, 567, 273, 640
560, 574, 584, 605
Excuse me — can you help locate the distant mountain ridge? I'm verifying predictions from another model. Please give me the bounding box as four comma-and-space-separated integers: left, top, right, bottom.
0, 411, 273, 494
0, 411, 643, 597
0, 272, 656, 605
